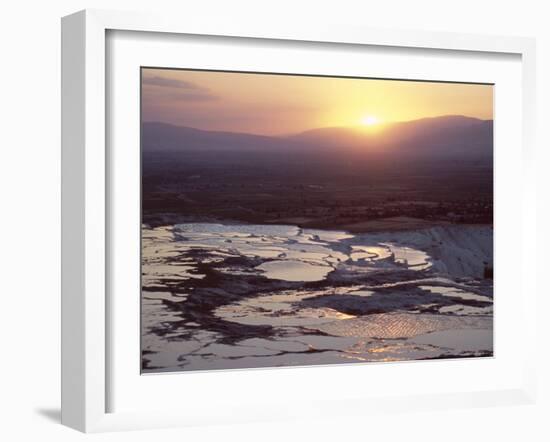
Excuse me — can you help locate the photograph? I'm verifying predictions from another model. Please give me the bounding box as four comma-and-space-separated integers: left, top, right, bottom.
140, 68, 494, 373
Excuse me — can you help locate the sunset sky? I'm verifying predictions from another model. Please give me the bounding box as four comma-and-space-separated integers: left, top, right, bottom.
142, 68, 493, 136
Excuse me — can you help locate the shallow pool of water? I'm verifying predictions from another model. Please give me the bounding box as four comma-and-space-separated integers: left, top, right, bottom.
256, 260, 333, 282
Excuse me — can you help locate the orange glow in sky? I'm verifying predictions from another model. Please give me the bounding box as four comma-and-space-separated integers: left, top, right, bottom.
142, 68, 493, 136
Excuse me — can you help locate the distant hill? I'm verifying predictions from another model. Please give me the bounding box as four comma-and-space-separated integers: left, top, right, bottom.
142, 115, 493, 158
288, 116, 493, 156
142, 123, 289, 153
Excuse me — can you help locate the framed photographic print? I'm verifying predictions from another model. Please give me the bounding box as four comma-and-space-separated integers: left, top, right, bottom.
61, 9, 537, 432
140, 67, 495, 374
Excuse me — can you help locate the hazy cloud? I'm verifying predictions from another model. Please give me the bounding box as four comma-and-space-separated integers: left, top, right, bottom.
142, 75, 202, 90
142, 76, 218, 102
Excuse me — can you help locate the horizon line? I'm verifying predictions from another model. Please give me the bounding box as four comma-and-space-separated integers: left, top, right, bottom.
141, 114, 494, 138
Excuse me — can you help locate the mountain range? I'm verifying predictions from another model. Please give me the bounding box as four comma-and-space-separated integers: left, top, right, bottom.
142, 115, 493, 158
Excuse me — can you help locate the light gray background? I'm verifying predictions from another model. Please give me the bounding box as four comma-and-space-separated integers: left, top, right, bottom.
1, 1, 548, 440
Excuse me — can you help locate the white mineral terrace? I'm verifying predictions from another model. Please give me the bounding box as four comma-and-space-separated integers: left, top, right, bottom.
141, 222, 493, 372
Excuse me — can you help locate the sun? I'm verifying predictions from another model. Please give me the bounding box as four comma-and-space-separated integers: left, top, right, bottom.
361, 115, 380, 126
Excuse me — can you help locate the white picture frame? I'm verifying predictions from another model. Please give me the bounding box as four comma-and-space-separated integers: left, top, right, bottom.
61, 9, 537, 433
